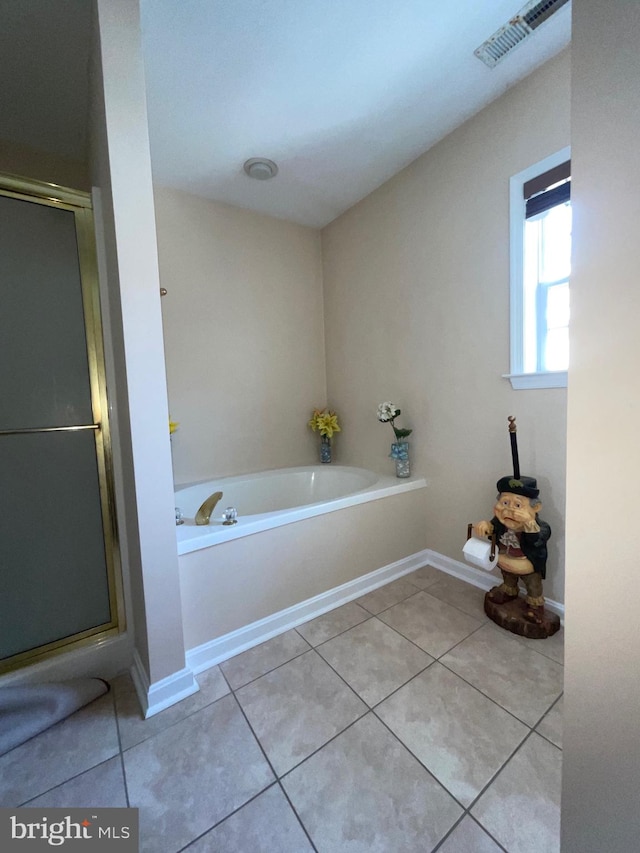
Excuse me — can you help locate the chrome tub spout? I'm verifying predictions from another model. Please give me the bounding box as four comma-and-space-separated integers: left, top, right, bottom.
195, 490, 223, 525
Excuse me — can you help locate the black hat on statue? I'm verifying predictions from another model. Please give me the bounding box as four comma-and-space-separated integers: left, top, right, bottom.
496, 416, 540, 501
496, 475, 540, 500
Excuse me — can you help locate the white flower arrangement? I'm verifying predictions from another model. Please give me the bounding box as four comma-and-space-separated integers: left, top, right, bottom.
377, 402, 412, 440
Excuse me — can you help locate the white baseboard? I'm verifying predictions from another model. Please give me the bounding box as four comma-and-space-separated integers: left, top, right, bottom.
186, 551, 430, 674
131, 648, 199, 719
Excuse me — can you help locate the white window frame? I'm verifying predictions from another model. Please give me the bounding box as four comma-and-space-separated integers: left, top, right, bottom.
504, 146, 570, 390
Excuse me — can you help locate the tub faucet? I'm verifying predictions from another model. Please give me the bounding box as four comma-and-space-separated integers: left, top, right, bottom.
195, 491, 223, 525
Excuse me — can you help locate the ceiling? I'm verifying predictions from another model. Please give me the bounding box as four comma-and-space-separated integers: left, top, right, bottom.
0, 1, 571, 229
139, 0, 571, 227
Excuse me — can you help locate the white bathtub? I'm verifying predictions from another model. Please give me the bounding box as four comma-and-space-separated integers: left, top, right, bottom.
175, 465, 425, 555
177, 464, 429, 659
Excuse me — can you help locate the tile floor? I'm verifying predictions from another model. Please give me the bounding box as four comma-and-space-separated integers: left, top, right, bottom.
0, 565, 564, 852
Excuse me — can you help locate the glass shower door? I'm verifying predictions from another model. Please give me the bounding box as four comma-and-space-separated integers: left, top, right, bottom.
0, 176, 121, 672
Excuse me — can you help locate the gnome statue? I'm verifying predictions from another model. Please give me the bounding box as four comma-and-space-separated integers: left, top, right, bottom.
472, 416, 560, 638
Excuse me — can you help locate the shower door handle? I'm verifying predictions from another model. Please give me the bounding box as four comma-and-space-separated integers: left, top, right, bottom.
0, 423, 101, 437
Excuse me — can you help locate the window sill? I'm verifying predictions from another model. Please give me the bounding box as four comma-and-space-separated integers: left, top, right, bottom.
503, 371, 568, 390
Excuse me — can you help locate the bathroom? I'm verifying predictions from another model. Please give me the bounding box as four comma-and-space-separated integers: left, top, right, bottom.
0, 1, 639, 848
0, 1, 566, 697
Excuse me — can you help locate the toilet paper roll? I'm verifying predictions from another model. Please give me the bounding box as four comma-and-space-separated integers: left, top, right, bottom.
462, 536, 499, 571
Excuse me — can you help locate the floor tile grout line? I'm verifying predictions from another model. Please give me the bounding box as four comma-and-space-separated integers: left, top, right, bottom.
409, 574, 498, 621
510, 627, 565, 667
438, 648, 564, 731
514, 635, 565, 667
16, 685, 124, 809
368, 613, 442, 660
370, 707, 472, 812
108, 681, 133, 808
436, 660, 562, 730
368, 666, 559, 841
356, 584, 425, 617
226, 691, 280, 782
430, 811, 510, 853
434, 618, 489, 659
298, 611, 374, 650
308, 606, 450, 661
166, 687, 316, 851
217, 665, 233, 694
530, 689, 564, 732
482, 616, 564, 658
367, 659, 437, 712
293, 601, 372, 646
234, 645, 371, 725
17, 753, 123, 809
227, 668, 370, 845
229, 645, 372, 779
466, 729, 541, 814
435, 656, 546, 730
173, 681, 289, 851
375, 674, 544, 826
467, 813, 511, 853
175, 781, 280, 852
464, 726, 556, 817
373, 577, 494, 625
221, 642, 314, 692
436, 622, 564, 728
275, 708, 370, 782
535, 729, 563, 751
429, 813, 468, 853
276, 779, 320, 853
335, 616, 542, 734
113, 678, 233, 755
308, 633, 432, 712
375, 597, 488, 656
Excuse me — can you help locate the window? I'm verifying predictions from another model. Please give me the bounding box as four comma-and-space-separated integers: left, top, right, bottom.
507, 147, 571, 389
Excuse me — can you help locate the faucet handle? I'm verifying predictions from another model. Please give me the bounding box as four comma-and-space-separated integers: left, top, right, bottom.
222, 506, 238, 525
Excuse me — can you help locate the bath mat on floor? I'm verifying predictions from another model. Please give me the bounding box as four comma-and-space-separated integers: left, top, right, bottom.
0, 677, 110, 756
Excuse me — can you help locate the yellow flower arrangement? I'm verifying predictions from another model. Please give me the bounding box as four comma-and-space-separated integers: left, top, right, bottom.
308, 408, 341, 438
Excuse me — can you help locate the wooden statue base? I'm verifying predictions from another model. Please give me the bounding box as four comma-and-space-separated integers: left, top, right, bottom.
484, 591, 560, 639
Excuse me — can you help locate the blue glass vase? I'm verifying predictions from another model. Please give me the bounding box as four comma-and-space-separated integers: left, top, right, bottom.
320, 435, 332, 463
390, 441, 410, 478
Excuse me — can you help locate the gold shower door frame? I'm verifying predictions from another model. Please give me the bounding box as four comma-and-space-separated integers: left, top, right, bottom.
0, 173, 124, 674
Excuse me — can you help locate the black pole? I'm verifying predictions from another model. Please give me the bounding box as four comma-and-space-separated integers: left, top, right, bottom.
508, 416, 520, 479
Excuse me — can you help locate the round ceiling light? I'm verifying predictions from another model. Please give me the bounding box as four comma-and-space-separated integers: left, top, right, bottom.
243, 158, 278, 180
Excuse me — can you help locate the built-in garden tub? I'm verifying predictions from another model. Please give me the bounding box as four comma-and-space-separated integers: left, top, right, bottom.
175, 465, 428, 671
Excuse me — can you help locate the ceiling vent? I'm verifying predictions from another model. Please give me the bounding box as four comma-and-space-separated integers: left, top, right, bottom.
474, 0, 570, 68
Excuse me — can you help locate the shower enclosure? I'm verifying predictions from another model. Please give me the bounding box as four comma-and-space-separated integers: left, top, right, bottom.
0, 173, 123, 674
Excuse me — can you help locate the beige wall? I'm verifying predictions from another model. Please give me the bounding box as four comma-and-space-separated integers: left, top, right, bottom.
321, 49, 570, 604
155, 188, 327, 484
562, 0, 640, 848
